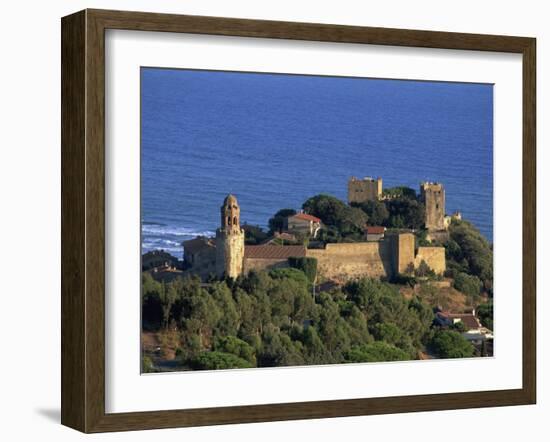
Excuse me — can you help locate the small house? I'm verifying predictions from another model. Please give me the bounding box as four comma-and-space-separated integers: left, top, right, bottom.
365, 225, 386, 241
285, 212, 322, 238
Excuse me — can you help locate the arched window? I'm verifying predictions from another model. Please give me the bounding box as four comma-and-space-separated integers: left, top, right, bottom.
227, 216, 231, 225
233, 216, 238, 225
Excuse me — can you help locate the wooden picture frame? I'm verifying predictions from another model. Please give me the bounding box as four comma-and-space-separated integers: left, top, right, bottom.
61, 8, 536, 433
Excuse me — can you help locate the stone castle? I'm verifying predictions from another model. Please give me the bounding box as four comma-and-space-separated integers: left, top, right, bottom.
348, 176, 383, 204
347, 176, 460, 235
183, 191, 446, 283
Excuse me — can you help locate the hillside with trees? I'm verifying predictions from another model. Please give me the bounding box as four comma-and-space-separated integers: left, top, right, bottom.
142, 266, 480, 372
142, 193, 493, 372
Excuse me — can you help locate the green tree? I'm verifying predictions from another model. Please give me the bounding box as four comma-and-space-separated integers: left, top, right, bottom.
447, 220, 493, 291
430, 330, 475, 358
210, 282, 239, 336
268, 208, 297, 234
142, 273, 163, 330
213, 336, 256, 365
287, 257, 318, 284
476, 302, 493, 330
415, 260, 435, 278
242, 224, 269, 245
382, 186, 417, 200
385, 198, 425, 230
352, 200, 389, 226
453, 272, 483, 299
344, 342, 410, 363
158, 281, 177, 329
190, 351, 253, 370
257, 325, 305, 367
302, 194, 368, 238
142, 356, 155, 373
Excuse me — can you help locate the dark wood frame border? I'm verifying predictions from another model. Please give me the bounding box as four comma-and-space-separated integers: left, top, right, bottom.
61, 9, 536, 433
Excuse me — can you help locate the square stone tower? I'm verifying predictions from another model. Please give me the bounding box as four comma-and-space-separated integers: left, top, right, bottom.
420, 182, 445, 231
215, 194, 245, 279
391, 232, 416, 275
348, 176, 383, 204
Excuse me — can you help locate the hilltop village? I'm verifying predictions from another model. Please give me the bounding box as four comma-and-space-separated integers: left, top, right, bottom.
176, 177, 459, 282
142, 177, 494, 372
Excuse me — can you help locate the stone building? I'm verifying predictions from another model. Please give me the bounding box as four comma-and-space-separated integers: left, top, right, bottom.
183, 194, 446, 282
420, 182, 446, 232
215, 194, 245, 278
285, 212, 322, 238
244, 244, 306, 273
306, 232, 445, 282
348, 176, 383, 204
365, 225, 386, 242
181, 236, 216, 274
444, 211, 462, 229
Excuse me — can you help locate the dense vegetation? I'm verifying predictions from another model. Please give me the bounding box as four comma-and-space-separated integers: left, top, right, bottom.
268, 208, 297, 234
444, 219, 493, 300
302, 194, 368, 242
142, 268, 477, 371
304, 193, 426, 241
142, 192, 493, 371
243, 192, 430, 245
429, 330, 475, 358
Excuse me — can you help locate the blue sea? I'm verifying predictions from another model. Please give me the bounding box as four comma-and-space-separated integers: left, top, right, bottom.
141, 68, 493, 258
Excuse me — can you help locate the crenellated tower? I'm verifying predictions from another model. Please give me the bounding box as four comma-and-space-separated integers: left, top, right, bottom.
420, 182, 445, 231
215, 194, 245, 278
348, 176, 383, 204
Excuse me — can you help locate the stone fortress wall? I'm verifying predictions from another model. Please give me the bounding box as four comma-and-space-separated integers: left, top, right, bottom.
244, 258, 292, 274
306, 233, 445, 282
187, 189, 447, 282
414, 246, 446, 274
307, 241, 393, 281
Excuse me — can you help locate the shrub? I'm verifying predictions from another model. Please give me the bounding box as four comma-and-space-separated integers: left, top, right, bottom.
288, 257, 318, 283
415, 260, 435, 278
344, 341, 410, 363
430, 330, 475, 358
453, 272, 483, 298
477, 302, 493, 330
190, 351, 253, 370
213, 336, 256, 365
268, 209, 296, 234
142, 356, 155, 373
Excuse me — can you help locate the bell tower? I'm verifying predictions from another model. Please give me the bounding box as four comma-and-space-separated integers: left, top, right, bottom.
215, 194, 245, 278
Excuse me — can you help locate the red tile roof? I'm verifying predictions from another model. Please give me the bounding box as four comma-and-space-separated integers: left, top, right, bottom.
447, 314, 481, 330
291, 213, 321, 223
244, 245, 306, 259
365, 226, 386, 235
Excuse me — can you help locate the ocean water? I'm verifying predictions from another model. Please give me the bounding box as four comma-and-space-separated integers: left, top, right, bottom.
141, 69, 493, 258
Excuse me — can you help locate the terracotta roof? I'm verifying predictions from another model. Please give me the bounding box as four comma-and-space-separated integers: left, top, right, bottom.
182, 237, 214, 255
447, 314, 481, 330
290, 213, 321, 223
244, 245, 306, 259
274, 232, 297, 241
365, 226, 386, 234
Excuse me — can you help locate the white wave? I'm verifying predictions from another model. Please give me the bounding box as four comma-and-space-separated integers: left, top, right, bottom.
142, 238, 181, 247
141, 224, 215, 238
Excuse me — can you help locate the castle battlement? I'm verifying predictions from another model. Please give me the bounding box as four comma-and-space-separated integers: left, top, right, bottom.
420, 181, 446, 231
184, 193, 446, 282
348, 176, 383, 204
